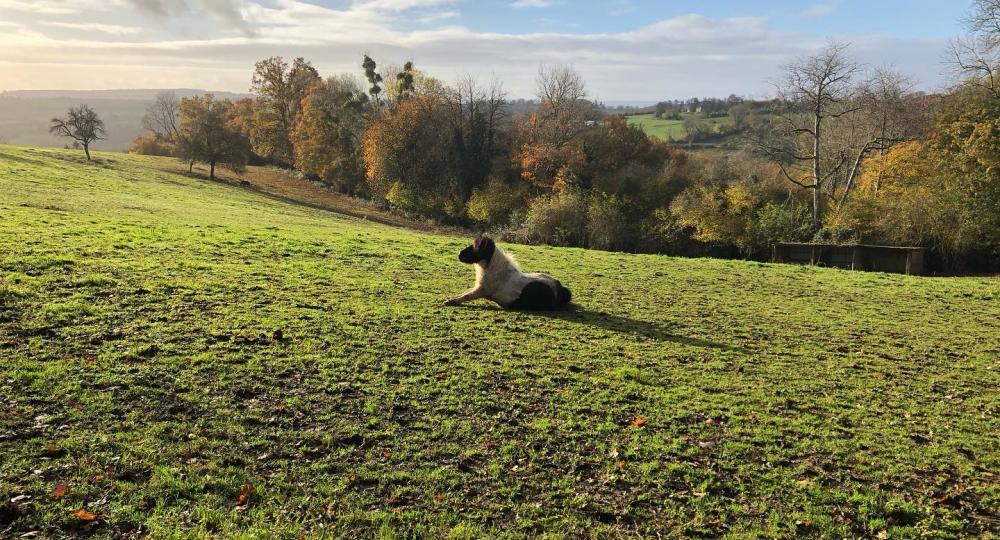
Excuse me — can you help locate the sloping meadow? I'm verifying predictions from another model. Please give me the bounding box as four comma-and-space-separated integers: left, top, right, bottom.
1, 146, 998, 538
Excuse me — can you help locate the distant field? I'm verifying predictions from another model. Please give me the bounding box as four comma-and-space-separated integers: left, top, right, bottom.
1, 146, 998, 537
626, 113, 733, 141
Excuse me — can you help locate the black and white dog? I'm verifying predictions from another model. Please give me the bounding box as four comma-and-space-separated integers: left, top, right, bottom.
444, 235, 572, 310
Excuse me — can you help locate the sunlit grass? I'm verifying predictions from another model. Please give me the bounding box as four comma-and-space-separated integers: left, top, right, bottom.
1, 145, 997, 538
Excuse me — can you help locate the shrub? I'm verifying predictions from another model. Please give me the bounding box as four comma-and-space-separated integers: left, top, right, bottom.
518, 189, 588, 246
129, 133, 174, 157
751, 201, 813, 248
586, 192, 631, 251
466, 177, 530, 226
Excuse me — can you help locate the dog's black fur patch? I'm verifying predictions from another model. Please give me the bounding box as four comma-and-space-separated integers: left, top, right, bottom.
509, 281, 557, 310
459, 236, 496, 265
510, 281, 572, 310
555, 280, 572, 305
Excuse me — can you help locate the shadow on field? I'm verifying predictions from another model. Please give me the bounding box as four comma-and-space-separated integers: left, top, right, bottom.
461, 304, 745, 352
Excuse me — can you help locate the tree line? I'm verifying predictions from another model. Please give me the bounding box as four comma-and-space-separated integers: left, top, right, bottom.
112, 4, 1000, 270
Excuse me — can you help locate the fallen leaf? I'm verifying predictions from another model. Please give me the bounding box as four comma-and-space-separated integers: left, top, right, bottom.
434, 494, 445, 502
236, 483, 252, 506
52, 484, 69, 498
615, 460, 626, 469
92, 474, 105, 482
631, 417, 648, 427
74, 508, 98, 522
345, 474, 359, 487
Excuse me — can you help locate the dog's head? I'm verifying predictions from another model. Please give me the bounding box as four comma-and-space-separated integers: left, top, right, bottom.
459, 235, 496, 265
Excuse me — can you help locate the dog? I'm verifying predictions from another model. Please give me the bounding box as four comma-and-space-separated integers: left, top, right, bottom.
444, 235, 572, 310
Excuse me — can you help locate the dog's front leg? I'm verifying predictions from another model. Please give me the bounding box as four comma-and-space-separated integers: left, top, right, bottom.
444, 287, 484, 306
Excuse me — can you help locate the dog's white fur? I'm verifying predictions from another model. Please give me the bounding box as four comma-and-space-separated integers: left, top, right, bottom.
445, 244, 563, 308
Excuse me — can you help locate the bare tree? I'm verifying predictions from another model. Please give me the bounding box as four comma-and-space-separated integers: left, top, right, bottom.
755, 42, 862, 228
948, 0, 1000, 97
448, 74, 509, 197
536, 65, 587, 115
50, 104, 105, 161
533, 65, 599, 144
142, 91, 180, 140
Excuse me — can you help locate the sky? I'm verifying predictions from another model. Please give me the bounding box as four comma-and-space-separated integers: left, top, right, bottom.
0, 0, 972, 102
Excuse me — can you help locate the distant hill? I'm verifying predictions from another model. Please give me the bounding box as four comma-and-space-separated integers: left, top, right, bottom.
0, 89, 251, 100
0, 89, 251, 151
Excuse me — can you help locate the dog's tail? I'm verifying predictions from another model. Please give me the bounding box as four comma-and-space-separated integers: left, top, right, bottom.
555, 281, 572, 306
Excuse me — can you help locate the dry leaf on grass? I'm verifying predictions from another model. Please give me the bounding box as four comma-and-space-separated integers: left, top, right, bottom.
631, 417, 648, 427
52, 484, 69, 498
236, 483, 252, 506
74, 508, 98, 522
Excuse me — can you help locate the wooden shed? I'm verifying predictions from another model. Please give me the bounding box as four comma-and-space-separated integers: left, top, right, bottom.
772, 243, 926, 275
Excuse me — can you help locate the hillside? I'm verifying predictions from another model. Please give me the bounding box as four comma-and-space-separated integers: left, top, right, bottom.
0, 90, 250, 151
0, 147, 997, 538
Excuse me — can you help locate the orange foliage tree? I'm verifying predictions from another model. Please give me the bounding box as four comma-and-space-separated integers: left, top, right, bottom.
292, 76, 368, 194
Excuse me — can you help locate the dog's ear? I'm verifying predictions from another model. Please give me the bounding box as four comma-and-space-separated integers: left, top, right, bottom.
477, 236, 496, 264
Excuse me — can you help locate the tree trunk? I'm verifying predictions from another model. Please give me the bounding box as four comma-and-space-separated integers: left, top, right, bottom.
210, 160, 216, 181
811, 108, 822, 230
84, 143, 91, 161
189, 160, 194, 174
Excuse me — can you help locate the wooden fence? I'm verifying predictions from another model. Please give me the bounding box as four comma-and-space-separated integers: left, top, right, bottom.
772, 243, 926, 275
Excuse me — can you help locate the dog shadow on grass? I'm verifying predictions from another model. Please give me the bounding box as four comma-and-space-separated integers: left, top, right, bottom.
459, 304, 746, 353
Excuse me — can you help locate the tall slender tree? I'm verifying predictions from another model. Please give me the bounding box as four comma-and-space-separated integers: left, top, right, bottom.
755, 42, 861, 229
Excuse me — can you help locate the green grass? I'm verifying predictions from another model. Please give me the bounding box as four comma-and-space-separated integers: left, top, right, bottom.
1, 145, 998, 538
626, 113, 733, 141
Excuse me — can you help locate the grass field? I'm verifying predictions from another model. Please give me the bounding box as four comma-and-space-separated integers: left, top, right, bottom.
1, 146, 998, 538
625, 113, 733, 141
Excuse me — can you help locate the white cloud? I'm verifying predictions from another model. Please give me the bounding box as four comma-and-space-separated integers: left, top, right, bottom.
798, 3, 836, 18
510, 0, 558, 8
42, 22, 143, 35
0, 0, 952, 100
122, 0, 252, 33
417, 10, 459, 23
0, 0, 118, 14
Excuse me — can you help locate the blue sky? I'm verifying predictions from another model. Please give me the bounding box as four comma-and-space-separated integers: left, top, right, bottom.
456, 1, 964, 39
0, 0, 973, 101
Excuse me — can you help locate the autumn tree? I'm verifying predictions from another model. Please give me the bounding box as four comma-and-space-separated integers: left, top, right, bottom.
840, 68, 927, 200
292, 75, 369, 193
514, 65, 599, 189
50, 104, 105, 160
177, 94, 251, 181
250, 56, 321, 164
